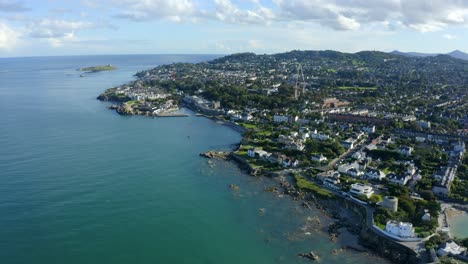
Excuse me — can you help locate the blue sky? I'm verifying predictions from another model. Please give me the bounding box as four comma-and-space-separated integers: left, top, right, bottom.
0, 0, 467, 57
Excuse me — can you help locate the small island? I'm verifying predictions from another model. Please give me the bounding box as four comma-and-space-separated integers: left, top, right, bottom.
79, 64, 117, 73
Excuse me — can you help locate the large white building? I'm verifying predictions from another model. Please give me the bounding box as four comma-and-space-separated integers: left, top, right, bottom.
349, 183, 374, 198
385, 220, 415, 238
437, 241, 467, 257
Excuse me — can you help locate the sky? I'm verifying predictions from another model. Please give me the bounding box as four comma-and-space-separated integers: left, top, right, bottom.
0, 0, 468, 57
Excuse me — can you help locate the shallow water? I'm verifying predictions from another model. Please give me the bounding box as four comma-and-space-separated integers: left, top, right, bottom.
0, 55, 389, 263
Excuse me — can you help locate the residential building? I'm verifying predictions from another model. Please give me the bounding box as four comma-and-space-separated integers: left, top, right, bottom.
285, 142, 305, 151
273, 115, 289, 123
400, 146, 414, 157
267, 153, 285, 164
365, 168, 386, 180
283, 158, 299, 168
432, 166, 457, 196
437, 241, 467, 257
349, 183, 374, 198
418, 120, 431, 129
247, 148, 269, 159
311, 154, 328, 162
385, 221, 415, 238
311, 132, 329, 141
422, 210, 431, 221
338, 163, 357, 174
323, 175, 341, 190
362, 126, 376, 134
247, 148, 259, 158
387, 173, 410, 185
347, 168, 363, 178
341, 138, 357, 149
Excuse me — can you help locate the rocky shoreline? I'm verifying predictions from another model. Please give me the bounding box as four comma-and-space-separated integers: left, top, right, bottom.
200, 151, 388, 262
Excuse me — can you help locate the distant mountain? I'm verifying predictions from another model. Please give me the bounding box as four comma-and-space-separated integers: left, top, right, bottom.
390, 50, 468, 60
447, 50, 468, 60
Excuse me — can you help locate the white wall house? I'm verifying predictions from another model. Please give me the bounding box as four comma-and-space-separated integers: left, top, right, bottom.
311, 154, 328, 162
385, 221, 415, 238
349, 183, 374, 198
437, 241, 466, 257
365, 168, 386, 180
400, 146, 414, 157
311, 133, 329, 141
323, 176, 340, 190
347, 168, 363, 178
362, 126, 376, 134
387, 173, 410, 185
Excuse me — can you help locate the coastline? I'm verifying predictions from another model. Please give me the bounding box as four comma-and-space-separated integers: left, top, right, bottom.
197, 115, 420, 263
98, 90, 410, 264
446, 206, 468, 238
201, 152, 396, 262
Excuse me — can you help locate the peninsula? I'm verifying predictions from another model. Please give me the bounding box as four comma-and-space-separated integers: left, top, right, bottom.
79, 64, 117, 73
97, 50, 468, 263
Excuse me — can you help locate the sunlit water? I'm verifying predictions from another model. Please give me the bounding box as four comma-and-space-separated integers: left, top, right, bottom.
0, 55, 389, 263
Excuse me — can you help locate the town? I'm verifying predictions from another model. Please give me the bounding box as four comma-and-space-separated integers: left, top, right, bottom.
97, 50, 468, 263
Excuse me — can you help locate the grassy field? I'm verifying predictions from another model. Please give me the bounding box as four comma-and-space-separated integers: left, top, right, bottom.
294, 173, 335, 199
240, 123, 257, 129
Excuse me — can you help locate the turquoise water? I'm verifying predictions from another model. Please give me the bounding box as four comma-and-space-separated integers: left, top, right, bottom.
450, 212, 468, 239
0, 55, 388, 263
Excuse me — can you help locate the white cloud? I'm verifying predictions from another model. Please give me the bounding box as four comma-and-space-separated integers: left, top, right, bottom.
275, 0, 468, 32
113, 0, 197, 22
28, 19, 94, 48
442, 33, 457, 40
213, 0, 275, 24
0, 22, 19, 49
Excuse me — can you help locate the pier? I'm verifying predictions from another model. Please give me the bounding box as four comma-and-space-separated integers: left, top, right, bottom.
155, 113, 190, 117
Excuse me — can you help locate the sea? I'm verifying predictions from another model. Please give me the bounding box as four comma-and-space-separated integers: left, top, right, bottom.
0, 55, 390, 264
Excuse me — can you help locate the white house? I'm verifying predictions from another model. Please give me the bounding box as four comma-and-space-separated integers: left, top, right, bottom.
242, 112, 253, 121
285, 142, 305, 151
352, 151, 365, 160
400, 146, 414, 157
283, 158, 299, 168
278, 135, 294, 144
387, 173, 410, 185
418, 120, 431, 129
437, 241, 466, 257
311, 133, 329, 141
362, 126, 376, 134
247, 148, 269, 159
323, 176, 341, 190
422, 211, 431, 221
349, 183, 374, 198
341, 138, 356, 149
365, 168, 386, 180
311, 154, 328, 162
247, 148, 260, 158
385, 220, 415, 238
301, 132, 310, 140
407, 165, 417, 176
338, 163, 358, 174
347, 168, 363, 178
